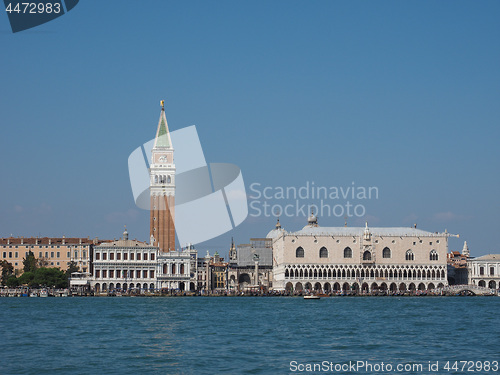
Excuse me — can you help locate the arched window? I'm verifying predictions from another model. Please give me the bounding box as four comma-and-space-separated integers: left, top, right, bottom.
430, 250, 438, 261
405, 250, 414, 261
296, 247, 304, 258
285, 269, 289, 278
180, 264, 185, 274
363, 250, 371, 261
382, 247, 391, 258
171, 264, 176, 274
319, 247, 328, 258
343, 247, 352, 258
167, 175, 171, 184
154, 175, 158, 184
163, 264, 167, 274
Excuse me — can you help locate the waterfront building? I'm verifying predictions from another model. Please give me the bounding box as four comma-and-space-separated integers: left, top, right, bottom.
150, 101, 176, 253
90, 228, 158, 292
156, 245, 197, 291
196, 251, 210, 291
268, 213, 453, 293
447, 241, 469, 285
228, 238, 273, 291
0, 236, 99, 273
195, 251, 229, 293
467, 254, 500, 290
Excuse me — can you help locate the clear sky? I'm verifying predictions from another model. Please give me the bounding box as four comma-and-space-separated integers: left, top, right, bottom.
1, 1, 499, 258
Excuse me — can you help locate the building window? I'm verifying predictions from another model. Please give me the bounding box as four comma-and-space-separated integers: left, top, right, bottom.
363, 251, 371, 261
109, 270, 114, 278
130, 253, 134, 260
74, 251, 78, 258
51, 252, 54, 258
95, 270, 100, 278
296, 247, 304, 258
136, 270, 141, 278
143, 253, 148, 261
110, 253, 114, 260
38, 252, 42, 257
57, 252, 60, 258
480, 267, 484, 276
143, 270, 147, 278
150, 270, 154, 278
137, 253, 141, 261
382, 247, 391, 258
83, 251, 86, 258
124, 253, 128, 260
406, 250, 414, 261
15, 252, 18, 258
8, 252, 12, 258
103, 270, 107, 278
344, 247, 352, 258
45, 252, 48, 258
67, 252, 70, 257
95, 253, 100, 260
117, 253, 121, 260
429, 250, 438, 261
103, 253, 107, 260
2, 252, 5, 258
490, 267, 495, 276
150, 253, 155, 261
319, 247, 328, 258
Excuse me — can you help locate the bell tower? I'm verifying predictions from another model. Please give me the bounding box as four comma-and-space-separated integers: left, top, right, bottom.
149, 100, 176, 252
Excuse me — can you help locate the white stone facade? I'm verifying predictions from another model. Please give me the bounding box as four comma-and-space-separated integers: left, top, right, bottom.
156, 249, 194, 291
90, 236, 158, 292
467, 254, 500, 290
269, 216, 451, 293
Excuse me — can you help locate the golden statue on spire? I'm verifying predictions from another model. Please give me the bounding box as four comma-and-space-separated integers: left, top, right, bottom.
160, 100, 165, 109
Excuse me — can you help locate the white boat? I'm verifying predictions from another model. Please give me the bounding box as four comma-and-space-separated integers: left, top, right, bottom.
304, 295, 320, 300
29, 292, 38, 297
39, 289, 48, 297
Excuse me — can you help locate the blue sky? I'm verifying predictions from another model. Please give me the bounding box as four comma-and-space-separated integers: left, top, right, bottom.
1, 1, 499, 258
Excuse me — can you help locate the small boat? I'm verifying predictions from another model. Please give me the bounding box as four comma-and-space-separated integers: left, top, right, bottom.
39, 289, 48, 298
304, 295, 320, 300
29, 292, 38, 297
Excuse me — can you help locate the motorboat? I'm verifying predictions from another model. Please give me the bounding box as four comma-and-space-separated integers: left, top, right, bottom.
303, 294, 320, 300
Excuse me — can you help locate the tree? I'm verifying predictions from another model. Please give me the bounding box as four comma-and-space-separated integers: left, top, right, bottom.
1, 260, 14, 285
6, 276, 19, 288
38, 256, 50, 268
65, 261, 80, 279
23, 251, 37, 273
32, 268, 68, 288
18, 271, 34, 286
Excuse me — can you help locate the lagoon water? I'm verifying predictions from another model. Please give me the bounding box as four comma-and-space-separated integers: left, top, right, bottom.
1, 297, 499, 374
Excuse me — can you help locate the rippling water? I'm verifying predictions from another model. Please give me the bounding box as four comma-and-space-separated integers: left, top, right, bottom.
0, 297, 498, 374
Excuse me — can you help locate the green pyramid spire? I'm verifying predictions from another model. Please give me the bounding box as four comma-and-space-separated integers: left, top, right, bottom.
153, 103, 172, 149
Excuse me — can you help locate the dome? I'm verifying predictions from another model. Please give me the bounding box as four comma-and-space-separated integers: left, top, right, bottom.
307, 209, 318, 227
266, 228, 283, 239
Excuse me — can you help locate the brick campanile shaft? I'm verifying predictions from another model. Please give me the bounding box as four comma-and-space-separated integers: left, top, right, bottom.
149, 100, 176, 252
